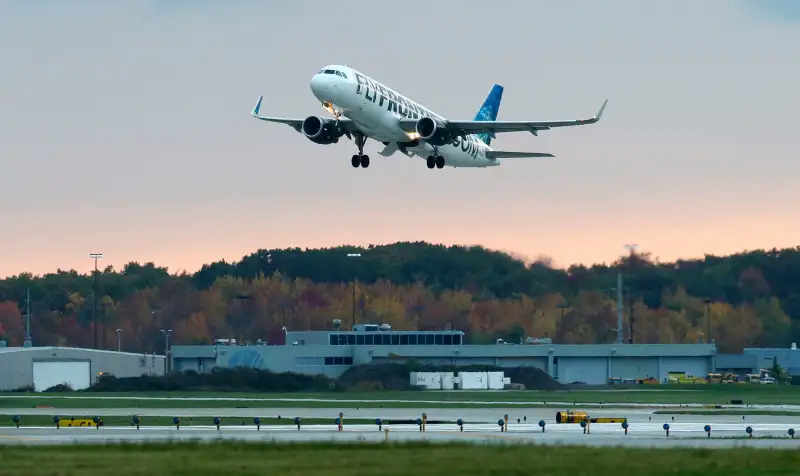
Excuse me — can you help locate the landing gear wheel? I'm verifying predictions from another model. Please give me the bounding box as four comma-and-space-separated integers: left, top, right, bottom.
351, 132, 369, 169
426, 156, 435, 169
435, 156, 445, 169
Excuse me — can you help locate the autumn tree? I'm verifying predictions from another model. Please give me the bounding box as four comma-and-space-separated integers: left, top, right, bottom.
1, 242, 800, 352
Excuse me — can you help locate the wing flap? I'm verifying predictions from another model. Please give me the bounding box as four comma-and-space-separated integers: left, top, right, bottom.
399, 99, 607, 138
448, 99, 607, 135
485, 151, 554, 160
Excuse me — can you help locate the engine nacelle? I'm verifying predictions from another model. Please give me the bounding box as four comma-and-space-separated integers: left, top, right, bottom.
415, 117, 453, 146
302, 116, 342, 145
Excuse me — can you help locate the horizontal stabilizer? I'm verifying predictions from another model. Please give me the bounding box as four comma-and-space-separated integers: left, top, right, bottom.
485, 151, 554, 160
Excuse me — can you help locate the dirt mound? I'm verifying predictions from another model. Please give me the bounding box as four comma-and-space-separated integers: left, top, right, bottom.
502, 367, 565, 390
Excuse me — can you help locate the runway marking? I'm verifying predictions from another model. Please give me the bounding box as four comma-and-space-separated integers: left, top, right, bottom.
427, 430, 527, 441
0, 435, 40, 442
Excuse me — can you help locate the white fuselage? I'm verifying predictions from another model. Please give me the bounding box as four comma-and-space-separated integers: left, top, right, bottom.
310, 65, 498, 168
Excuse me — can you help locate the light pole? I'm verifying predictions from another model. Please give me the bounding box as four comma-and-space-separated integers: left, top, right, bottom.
116, 328, 122, 352
613, 273, 624, 344
89, 253, 103, 349
23, 288, 32, 348
346, 253, 361, 329
234, 294, 252, 343
624, 244, 637, 344
160, 329, 172, 374
557, 302, 569, 320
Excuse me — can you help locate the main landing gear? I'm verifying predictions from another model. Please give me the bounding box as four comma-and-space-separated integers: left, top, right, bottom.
351, 154, 369, 168
351, 133, 369, 168
426, 155, 445, 169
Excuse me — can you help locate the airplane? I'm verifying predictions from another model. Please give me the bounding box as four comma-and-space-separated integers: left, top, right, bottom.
251, 65, 607, 169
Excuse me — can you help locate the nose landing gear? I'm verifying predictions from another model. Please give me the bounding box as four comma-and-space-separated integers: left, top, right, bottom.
351, 133, 369, 168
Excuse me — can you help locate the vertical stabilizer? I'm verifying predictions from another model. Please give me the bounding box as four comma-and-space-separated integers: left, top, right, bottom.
473, 84, 503, 145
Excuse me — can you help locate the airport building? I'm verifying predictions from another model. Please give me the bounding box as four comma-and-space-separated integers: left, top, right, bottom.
715, 345, 800, 376
4, 325, 798, 391
0, 346, 166, 392
170, 323, 717, 385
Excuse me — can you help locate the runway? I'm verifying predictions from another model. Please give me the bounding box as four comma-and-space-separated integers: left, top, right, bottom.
1, 422, 800, 448
3, 406, 799, 425
2, 407, 800, 448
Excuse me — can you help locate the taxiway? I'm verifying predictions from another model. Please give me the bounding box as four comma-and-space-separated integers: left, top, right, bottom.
1, 407, 799, 448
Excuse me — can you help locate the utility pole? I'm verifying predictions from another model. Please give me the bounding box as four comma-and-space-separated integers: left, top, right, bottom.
347, 253, 361, 329
89, 253, 103, 349
23, 288, 32, 347
704, 298, 712, 343
116, 328, 122, 352
624, 244, 637, 344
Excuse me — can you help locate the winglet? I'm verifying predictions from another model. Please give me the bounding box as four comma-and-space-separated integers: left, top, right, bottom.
594, 98, 608, 122
251, 95, 263, 118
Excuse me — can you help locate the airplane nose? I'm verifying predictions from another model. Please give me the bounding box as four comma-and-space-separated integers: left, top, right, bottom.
310, 74, 329, 100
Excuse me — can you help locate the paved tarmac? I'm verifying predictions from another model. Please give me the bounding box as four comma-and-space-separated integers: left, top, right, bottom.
2, 406, 800, 448
1, 422, 800, 448
3, 406, 800, 425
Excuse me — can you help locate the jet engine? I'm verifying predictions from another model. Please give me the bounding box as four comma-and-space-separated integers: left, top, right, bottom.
415, 117, 453, 146
302, 116, 343, 144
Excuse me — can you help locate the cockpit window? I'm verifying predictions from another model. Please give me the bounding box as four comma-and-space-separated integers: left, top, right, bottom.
319, 68, 347, 79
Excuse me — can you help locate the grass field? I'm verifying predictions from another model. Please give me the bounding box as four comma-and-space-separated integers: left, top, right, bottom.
0, 415, 444, 427
1, 441, 798, 475
2, 385, 800, 408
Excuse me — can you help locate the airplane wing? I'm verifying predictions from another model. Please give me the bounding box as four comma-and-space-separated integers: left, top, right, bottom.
399, 99, 607, 137
250, 95, 359, 134
485, 151, 554, 159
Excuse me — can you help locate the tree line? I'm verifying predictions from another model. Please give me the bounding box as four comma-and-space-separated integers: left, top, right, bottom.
1, 242, 799, 353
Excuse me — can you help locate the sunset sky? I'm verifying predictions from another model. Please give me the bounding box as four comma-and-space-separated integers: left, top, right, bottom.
1, 0, 799, 277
